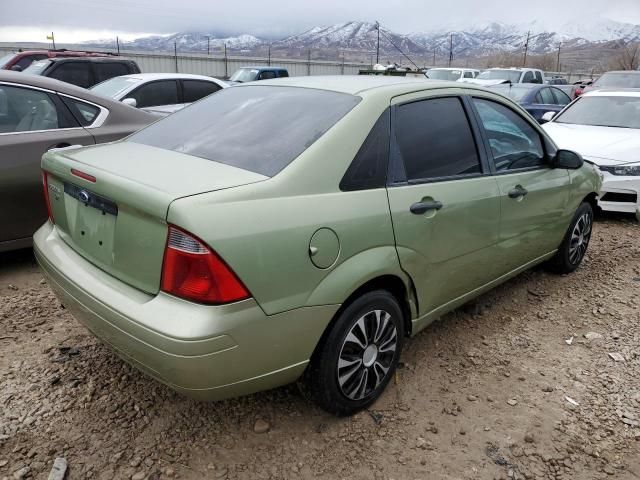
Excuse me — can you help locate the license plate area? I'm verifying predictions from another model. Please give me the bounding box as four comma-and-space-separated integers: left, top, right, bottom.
63, 182, 118, 265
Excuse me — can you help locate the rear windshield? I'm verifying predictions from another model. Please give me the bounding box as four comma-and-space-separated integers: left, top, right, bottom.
555, 96, 640, 129
427, 69, 461, 81
91, 76, 141, 98
128, 85, 361, 176
0, 54, 14, 69
478, 70, 522, 83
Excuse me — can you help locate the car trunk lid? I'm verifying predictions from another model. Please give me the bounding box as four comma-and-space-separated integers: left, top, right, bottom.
42, 142, 267, 294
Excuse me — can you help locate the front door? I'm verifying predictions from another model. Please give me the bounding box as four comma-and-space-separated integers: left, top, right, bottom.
0, 84, 94, 246
386, 94, 501, 317
470, 96, 570, 272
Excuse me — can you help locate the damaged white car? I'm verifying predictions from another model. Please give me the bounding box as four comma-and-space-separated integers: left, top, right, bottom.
543, 90, 640, 220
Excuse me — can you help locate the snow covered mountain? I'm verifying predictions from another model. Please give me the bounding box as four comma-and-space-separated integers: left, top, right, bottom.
86, 19, 640, 59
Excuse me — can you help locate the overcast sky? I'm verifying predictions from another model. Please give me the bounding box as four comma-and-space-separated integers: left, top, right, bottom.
1, 0, 640, 42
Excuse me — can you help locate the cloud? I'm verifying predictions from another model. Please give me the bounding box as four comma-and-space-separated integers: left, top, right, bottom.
0, 0, 638, 41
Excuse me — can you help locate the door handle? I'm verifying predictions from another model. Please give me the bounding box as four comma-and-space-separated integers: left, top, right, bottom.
508, 186, 528, 199
410, 200, 443, 214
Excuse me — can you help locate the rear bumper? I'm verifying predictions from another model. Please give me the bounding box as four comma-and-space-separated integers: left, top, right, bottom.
597, 173, 640, 219
34, 222, 338, 400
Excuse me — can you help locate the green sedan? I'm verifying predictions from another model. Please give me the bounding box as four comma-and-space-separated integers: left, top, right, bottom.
34, 76, 601, 415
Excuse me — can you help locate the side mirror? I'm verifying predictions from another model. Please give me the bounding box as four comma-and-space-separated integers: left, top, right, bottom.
540, 111, 556, 123
10, 65, 23, 72
552, 149, 584, 170
122, 98, 137, 108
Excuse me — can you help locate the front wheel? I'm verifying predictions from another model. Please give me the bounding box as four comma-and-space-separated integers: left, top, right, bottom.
547, 202, 594, 274
302, 290, 404, 416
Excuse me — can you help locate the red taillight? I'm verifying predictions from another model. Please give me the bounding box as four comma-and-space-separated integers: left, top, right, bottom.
160, 226, 250, 305
42, 171, 54, 224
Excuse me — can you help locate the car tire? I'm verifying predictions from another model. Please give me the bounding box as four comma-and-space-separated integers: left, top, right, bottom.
547, 202, 593, 274
302, 290, 404, 416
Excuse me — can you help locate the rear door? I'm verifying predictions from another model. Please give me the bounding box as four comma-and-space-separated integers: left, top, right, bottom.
386, 91, 501, 316
470, 95, 570, 272
0, 84, 94, 245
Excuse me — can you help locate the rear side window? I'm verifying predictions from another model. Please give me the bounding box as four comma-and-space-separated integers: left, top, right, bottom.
536, 88, 555, 104
128, 86, 361, 176
395, 97, 481, 181
130, 80, 179, 108
94, 62, 131, 83
49, 62, 92, 88
182, 80, 221, 103
278, 70, 289, 78
534, 71, 543, 84
340, 109, 390, 191
61, 97, 101, 126
259, 71, 277, 80
552, 88, 571, 106
522, 71, 534, 83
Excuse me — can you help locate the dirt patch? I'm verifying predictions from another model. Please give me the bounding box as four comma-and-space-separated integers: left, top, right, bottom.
1, 217, 639, 480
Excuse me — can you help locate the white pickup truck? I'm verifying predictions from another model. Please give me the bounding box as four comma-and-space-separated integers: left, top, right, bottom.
461, 67, 545, 86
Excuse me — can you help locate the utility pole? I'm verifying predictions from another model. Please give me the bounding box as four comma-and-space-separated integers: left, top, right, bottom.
307, 49, 311, 76
432, 50, 436, 67
375, 21, 380, 64
116, 36, 120, 55
341, 51, 345, 75
448, 33, 453, 67
206, 35, 210, 55
523, 30, 531, 67
174, 41, 178, 73
268, 44, 271, 66
556, 42, 562, 72
47, 32, 56, 49
224, 42, 228, 78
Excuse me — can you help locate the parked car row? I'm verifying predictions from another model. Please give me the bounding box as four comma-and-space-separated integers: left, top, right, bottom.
1, 48, 638, 415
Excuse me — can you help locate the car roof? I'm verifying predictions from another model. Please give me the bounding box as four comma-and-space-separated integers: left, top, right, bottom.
0, 70, 150, 109
113, 73, 220, 82
42, 56, 134, 63
430, 67, 478, 71
601, 71, 640, 75
582, 88, 640, 97
241, 75, 487, 96
237, 66, 287, 70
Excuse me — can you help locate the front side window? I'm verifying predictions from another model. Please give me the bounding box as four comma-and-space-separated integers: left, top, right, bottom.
128, 85, 360, 176
49, 62, 92, 88
473, 98, 545, 171
259, 71, 277, 80
182, 80, 221, 103
395, 97, 481, 182
130, 80, 179, 108
0, 85, 72, 133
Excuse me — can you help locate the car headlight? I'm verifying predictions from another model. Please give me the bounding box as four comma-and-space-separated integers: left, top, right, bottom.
599, 165, 640, 176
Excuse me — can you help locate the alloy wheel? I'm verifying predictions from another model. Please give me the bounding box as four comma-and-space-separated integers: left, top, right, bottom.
569, 213, 592, 265
337, 309, 398, 401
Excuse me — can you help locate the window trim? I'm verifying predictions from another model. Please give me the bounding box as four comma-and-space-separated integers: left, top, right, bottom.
387, 93, 492, 187
468, 94, 552, 175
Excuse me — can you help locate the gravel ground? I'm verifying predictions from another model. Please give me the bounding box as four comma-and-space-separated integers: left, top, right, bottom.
0, 216, 638, 480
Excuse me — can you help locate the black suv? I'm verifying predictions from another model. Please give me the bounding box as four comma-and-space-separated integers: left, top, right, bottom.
23, 57, 141, 88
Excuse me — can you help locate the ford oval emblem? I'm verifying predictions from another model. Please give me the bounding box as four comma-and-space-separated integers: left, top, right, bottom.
79, 190, 90, 203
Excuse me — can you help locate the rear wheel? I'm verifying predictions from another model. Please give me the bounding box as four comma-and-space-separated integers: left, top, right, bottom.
547, 202, 593, 274
303, 290, 404, 416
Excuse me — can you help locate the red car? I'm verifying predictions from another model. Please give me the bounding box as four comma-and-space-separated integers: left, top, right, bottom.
0, 49, 116, 72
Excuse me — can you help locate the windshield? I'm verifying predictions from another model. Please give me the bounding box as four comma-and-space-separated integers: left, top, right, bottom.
91, 76, 141, 99
128, 85, 361, 176
0, 54, 15, 69
23, 59, 51, 75
593, 72, 640, 88
489, 85, 533, 101
555, 96, 640, 129
229, 68, 259, 83
477, 70, 522, 82
426, 69, 462, 81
